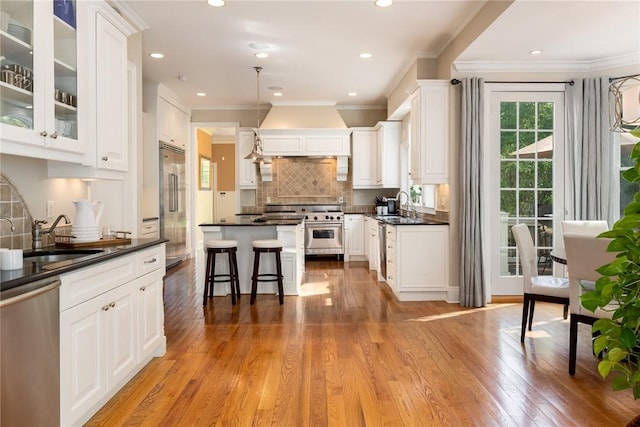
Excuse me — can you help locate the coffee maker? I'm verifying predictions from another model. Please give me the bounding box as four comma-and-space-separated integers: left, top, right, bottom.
387, 198, 398, 215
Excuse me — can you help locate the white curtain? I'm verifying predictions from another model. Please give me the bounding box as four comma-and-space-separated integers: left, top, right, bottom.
566, 77, 615, 223
459, 78, 486, 307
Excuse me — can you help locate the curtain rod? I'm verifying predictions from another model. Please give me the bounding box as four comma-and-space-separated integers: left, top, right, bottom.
450, 78, 574, 86
610, 73, 640, 82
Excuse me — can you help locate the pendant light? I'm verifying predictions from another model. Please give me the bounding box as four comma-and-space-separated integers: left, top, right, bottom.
244, 66, 270, 164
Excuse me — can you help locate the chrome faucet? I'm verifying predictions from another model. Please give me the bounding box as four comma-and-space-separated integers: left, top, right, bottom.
32, 214, 70, 250
0, 216, 15, 233
395, 191, 416, 218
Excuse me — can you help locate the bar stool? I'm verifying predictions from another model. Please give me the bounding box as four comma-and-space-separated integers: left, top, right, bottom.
204, 239, 240, 306
250, 239, 284, 305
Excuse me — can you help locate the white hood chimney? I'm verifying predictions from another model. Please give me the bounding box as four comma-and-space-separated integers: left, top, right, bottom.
260, 104, 348, 129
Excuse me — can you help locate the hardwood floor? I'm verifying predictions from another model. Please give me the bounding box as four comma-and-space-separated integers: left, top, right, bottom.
87, 259, 640, 426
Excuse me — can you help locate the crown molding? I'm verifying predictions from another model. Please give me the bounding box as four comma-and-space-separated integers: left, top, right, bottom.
454, 53, 640, 73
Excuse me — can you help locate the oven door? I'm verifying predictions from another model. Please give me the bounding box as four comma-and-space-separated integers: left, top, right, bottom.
305, 222, 344, 255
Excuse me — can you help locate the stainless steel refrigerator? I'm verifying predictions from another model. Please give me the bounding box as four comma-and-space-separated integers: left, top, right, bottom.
159, 143, 187, 269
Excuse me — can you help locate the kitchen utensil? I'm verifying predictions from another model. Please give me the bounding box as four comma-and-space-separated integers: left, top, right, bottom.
73, 199, 103, 229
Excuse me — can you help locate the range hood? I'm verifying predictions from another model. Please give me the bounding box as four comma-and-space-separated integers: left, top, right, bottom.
257, 104, 352, 181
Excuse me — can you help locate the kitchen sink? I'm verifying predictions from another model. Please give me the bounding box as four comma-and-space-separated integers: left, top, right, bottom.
23, 249, 104, 263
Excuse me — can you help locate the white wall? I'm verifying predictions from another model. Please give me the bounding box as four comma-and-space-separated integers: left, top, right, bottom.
0, 154, 86, 221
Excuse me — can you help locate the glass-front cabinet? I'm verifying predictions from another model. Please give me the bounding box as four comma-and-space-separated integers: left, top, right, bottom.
0, 0, 83, 161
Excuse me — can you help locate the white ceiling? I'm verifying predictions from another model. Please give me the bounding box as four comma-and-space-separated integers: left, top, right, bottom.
121, 0, 640, 110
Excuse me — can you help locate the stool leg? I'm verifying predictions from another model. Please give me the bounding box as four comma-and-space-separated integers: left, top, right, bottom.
203, 250, 212, 306
275, 250, 284, 305
210, 252, 217, 297
250, 250, 260, 305
231, 249, 241, 300
228, 250, 237, 305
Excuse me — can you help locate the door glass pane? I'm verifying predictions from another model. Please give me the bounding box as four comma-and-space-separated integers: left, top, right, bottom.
53, 0, 78, 139
0, 1, 34, 129
499, 100, 558, 277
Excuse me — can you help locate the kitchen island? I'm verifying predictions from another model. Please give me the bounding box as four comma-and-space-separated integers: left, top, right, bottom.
199, 216, 305, 297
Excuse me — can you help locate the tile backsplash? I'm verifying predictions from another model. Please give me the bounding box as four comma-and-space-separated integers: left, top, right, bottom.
0, 174, 33, 249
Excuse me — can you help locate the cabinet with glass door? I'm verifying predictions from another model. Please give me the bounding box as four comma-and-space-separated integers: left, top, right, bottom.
0, 0, 83, 162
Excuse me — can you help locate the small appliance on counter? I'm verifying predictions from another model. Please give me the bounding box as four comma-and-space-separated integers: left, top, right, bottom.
386, 198, 398, 215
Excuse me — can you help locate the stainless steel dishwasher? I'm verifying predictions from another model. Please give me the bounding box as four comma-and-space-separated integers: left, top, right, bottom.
1, 277, 61, 427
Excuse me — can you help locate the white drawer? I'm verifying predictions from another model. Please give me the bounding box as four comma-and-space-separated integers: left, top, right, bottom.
142, 220, 158, 235
60, 253, 136, 311
137, 244, 166, 277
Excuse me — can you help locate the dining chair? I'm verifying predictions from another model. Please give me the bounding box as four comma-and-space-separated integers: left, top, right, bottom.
562, 232, 616, 375
561, 220, 608, 236
512, 223, 570, 343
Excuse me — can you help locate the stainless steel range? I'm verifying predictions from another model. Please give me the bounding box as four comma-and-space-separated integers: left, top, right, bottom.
264, 203, 344, 257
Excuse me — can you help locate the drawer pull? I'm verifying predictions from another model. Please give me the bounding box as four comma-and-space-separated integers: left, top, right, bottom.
102, 305, 110, 311
109, 302, 116, 308
144, 257, 158, 264
139, 286, 146, 291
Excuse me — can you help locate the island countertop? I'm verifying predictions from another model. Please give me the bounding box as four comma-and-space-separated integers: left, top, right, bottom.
199, 214, 305, 227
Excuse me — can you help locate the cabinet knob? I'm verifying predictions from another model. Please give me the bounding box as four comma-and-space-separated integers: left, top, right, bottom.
102, 156, 109, 161
139, 286, 146, 291
40, 131, 48, 137
109, 302, 116, 308
50, 132, 58, 139
102, 305, 110, 311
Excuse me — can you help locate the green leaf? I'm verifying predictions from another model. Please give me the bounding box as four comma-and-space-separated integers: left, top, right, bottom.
613, 375, 632, 391
630, 127, 640, 139
594, 335, 609, 356
620, 328, 637, 349
608, 347, 628, 363
581, 292, 603, 312
599, 360, 613, 378
623, 167, 640, 183
594, 318, 616, 333
634, 384, 640, 400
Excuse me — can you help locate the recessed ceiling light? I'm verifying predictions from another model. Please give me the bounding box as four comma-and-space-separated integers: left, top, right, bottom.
249, 42, 270, 50
255, 52, 268, 59
207, 0, 226, 7
273, 92, 283, 97
348, 92, 358, 97
530, 49, 543, 55
196, 92, 206, 97
149, 52, 164, 59
359, 52, 373, 59
375, 0, 393, 7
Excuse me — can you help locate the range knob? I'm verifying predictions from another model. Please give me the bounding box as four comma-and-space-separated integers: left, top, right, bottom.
313, 216, 318, 220
325, 215, 330, 220
336, 215, 341, 220
305, 215, 309, 220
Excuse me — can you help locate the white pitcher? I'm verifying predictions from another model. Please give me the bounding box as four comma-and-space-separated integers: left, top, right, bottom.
73, 199, 104, 228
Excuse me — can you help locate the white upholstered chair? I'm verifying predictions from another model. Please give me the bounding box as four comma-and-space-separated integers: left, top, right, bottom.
512, 223, 570, 343
561, 220, 609, 236
562, 232, 616, 375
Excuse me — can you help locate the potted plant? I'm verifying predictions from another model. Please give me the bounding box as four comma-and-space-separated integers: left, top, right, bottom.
581, 126, 640, 400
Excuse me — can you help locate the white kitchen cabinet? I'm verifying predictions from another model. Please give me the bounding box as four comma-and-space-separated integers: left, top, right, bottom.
157, 96, 189, 149
237, 128, 257, 188
345, 214, 365, 261
385, 225, 449, 301
0, 0, 84, 163
376, 121, 401, 188
60, 243, 166, 427
352, 129, 378, 188
410, 81, 449, 184
260, 128, 351, 156
352, 122, 401, 189
366, 217, 379, 272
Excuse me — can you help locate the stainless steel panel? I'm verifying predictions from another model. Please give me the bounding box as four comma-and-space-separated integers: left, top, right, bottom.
159, 143, 187, 267
1, 278, 61, 427
305, 223, 344, 255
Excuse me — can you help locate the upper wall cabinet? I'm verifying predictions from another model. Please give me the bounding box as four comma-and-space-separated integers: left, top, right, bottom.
237, 129, 257, 189
260, 129, 351, 157
144, 83, 190, 151
352, 121, 401, 189
0, 0, 84, 163
410, 81, 449, 184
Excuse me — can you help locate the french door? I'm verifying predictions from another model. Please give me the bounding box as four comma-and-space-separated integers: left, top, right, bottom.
485, 87, 566, 296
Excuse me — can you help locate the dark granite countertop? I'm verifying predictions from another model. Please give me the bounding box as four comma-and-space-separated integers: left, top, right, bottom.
0, 238, 168, 292
364, 214, 449, 226
200, 214, 305, 227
